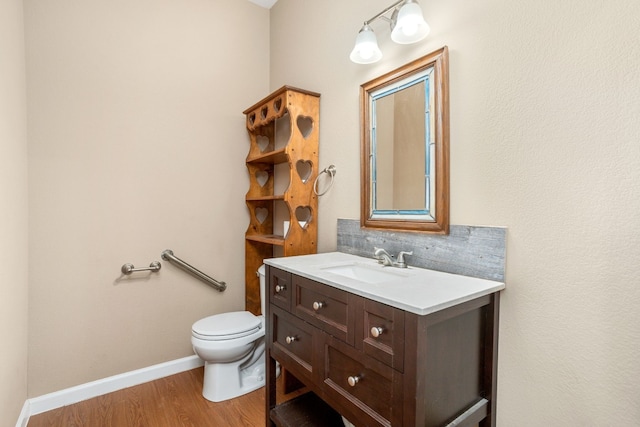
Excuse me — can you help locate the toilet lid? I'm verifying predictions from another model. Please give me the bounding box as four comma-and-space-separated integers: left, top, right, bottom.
192, 311, 262, 341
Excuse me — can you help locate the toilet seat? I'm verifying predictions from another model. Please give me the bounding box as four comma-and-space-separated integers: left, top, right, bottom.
192, 311, 262, 341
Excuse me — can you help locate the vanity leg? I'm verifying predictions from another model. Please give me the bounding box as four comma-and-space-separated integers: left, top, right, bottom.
266, 348, 277, 426
480, 293, 500, 427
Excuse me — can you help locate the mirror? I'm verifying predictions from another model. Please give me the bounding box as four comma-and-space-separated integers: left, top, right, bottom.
360, 46, 449, 234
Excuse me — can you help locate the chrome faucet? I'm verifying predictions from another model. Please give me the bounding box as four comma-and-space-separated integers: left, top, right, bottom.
374, 248, 413, 268
374, 247, 394, 266
394, 251, 413, 268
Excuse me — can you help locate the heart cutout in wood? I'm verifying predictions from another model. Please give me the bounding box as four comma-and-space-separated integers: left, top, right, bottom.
256, 135, 269, 152
296, 160, 313, 183
275, 112, 291, 145
273, 97, 283, 113
248, 113, 256, 126
296, 115, 314, 139
260, 106, 269, 119
295, 206, 312, 228
255, 170, 269, 187
255, 207, 268, 225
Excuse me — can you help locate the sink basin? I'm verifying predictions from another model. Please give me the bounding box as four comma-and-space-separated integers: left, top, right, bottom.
320, 262, 406, 284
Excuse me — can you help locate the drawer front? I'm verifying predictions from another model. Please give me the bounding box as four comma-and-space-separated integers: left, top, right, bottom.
270, 306, 315, 379
323, 337, 402, 427
293, 275, 353, 344
358, 298, 405, 372
269, 267, 292, 311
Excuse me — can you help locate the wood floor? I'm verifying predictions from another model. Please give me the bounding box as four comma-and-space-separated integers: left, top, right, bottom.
27, 368, 480, 427
28, 367, 270, 427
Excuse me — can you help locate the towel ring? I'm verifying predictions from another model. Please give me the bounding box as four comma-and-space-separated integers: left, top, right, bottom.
313, 165, 336, 196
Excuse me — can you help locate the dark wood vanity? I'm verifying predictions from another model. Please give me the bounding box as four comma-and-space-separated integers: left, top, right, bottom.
265, 262, 501, 427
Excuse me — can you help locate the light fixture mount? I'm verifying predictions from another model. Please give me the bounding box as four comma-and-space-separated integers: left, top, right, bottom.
350, 0, 430, 64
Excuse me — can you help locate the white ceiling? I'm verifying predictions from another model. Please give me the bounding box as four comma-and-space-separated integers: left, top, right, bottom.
248, 0, 278, 9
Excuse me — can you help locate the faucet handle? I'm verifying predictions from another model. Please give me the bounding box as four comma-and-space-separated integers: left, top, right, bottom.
373, 247, 394, 266
395, 251, 413, 267
374, 247, 388, 261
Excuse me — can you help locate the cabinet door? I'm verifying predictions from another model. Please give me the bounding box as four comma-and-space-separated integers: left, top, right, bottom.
269, 305, 318, 383
322, 335, 403, 427
356, 298, 405, 372
293, 275, 354, 345
269, 267, 292, 311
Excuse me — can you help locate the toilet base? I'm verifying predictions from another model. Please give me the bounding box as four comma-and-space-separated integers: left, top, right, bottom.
200, 352, 281, 402
200, 339, 270, 402
202, 359, 266, 402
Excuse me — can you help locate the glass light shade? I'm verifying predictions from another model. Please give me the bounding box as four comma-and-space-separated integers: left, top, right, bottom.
350, 25, 383, 64
390, 2, 430, 44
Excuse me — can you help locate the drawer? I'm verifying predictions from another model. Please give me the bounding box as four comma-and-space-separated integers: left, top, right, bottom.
269, 267, 292, 311
293, 275, 354, 345
357, 298, 405, 372
322, 337, 403, 427
270, 305, 316, 379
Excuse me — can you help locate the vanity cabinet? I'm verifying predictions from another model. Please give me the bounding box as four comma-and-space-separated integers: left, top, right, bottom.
243, 86, 320, 316
265, 265, 500, 427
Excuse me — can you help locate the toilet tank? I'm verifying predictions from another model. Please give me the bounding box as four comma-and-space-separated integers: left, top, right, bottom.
258, 264, 266, 315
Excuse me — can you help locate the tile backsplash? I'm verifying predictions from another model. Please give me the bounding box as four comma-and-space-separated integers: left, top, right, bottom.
337, 219, 506, 282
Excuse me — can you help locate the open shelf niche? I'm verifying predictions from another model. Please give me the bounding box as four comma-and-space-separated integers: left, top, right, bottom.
243, 86, 320, 315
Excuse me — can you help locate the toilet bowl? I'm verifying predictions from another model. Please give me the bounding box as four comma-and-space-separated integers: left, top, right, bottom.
191, 265, 268, 402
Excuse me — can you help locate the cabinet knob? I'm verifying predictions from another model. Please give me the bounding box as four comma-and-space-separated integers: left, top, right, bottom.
312, 301, 324, 311
275, 284, 286, 293
285, 336, 297, 344
370, 326, 384, 338
347, 375, 361, 387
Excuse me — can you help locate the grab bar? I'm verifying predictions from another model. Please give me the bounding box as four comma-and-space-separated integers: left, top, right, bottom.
161, 249, 227, 292
121, 261, 161, 275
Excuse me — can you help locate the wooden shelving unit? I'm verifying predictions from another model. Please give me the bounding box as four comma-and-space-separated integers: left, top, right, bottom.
243, 86, 320, 315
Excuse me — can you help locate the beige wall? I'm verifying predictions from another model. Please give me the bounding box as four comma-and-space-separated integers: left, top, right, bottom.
271, 0, 640, 426
0, 0, 29, 425
24, 0, 269, 396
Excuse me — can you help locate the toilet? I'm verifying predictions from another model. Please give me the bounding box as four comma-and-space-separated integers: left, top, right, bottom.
191, 265, 268, 402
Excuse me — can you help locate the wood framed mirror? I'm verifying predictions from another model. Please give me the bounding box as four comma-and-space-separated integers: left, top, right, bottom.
360, 46, 449, 234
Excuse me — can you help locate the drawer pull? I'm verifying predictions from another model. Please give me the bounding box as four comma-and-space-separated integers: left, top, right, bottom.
312, 301, 324, 311
347, 375, 361, 387
285, 336, 297, 344
275, 284, 286, 293
370, 326, 385, 338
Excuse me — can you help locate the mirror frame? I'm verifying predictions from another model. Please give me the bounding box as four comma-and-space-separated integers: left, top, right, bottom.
360, 46, 449, 234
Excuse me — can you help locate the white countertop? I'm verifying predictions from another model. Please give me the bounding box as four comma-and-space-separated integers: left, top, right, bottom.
264, 252, 505, 316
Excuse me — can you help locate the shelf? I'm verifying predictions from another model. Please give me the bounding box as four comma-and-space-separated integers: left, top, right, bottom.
246, 234, 285, 246
270, 392, 344, 427
247, 148, 288, 165
244, 85, 321, 114
246, 195, 285, 202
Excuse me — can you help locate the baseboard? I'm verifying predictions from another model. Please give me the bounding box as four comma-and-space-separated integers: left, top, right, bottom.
18, 354, 203, 424
15, 400, 30, 427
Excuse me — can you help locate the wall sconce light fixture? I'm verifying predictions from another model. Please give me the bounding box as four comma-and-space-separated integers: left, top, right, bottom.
350, 0, 430, 64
